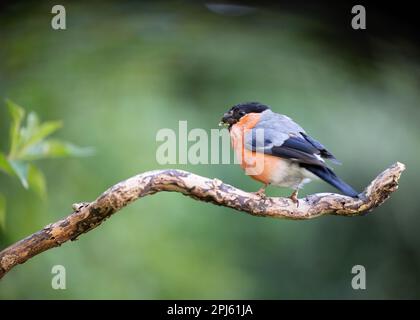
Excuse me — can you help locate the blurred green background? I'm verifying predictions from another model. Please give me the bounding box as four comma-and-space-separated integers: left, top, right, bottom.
1, 1, 419, 299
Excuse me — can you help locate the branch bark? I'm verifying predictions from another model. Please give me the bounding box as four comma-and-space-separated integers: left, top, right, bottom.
0, 162, 405, 280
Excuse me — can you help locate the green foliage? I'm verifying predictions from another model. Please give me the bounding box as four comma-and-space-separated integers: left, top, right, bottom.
8, 159, 29, 188
6, 99, 25, 158
20, 139, 93, 160
0, 100, 93, 226
0, 152, 14, 175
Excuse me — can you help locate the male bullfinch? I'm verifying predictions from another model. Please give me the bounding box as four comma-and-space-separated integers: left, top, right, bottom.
220, 102, 359, 203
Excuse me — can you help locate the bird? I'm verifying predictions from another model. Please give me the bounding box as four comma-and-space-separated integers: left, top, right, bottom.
219, 102, 359, 203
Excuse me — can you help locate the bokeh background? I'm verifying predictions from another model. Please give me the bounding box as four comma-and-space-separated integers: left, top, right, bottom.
1, 1, 419, 299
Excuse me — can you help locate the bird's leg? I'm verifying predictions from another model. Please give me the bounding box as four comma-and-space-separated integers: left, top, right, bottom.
289, 189, 299, 205
253, 184, 268, 198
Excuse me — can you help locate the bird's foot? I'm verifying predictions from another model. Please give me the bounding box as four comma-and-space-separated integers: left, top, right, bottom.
252, 187, 267, 198
289, 190, 299, 207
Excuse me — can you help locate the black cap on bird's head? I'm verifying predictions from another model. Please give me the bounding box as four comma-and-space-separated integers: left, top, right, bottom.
220, 102, 270, 128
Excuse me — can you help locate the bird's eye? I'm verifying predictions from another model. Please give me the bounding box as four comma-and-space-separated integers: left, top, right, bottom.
239, 111, 246, 116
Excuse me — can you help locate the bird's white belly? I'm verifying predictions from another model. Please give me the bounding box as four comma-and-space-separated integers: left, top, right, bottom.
269, 160, 318, 189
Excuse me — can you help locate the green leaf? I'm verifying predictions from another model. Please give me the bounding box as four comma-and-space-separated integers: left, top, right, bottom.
0, 152, 14, 175
28, 164, 47, 199
6, 99, 25, 157
20, 112, 40, 143
20, 139, 95, 160
19, 120, 63, 157
8, 160, 29, 189
0, 193, 5, 229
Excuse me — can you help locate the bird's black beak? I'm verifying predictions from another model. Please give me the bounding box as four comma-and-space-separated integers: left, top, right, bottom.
219, 111, 235, 127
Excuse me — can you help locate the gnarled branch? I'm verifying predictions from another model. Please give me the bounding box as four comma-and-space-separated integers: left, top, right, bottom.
0, 162, 405, 279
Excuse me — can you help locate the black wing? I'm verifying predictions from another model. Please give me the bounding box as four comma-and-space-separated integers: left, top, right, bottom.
270, 136, 325, 166
300, 132, 340, 164
251, 132, 337, 166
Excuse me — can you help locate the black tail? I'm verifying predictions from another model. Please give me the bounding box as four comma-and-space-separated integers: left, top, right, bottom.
301, 164, 359, 197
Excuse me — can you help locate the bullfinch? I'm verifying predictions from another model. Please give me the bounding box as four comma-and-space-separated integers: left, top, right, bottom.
220, 102, 359, 203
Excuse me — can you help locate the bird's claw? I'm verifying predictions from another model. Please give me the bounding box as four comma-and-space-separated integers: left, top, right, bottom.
289, 190, 300, 207
252, 187, 267, 199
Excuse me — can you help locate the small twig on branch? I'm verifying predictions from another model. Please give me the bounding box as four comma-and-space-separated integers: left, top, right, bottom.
0, 162, 405, 279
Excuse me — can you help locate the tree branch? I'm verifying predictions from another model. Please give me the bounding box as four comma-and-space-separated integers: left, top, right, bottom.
0, 162, 405, 279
